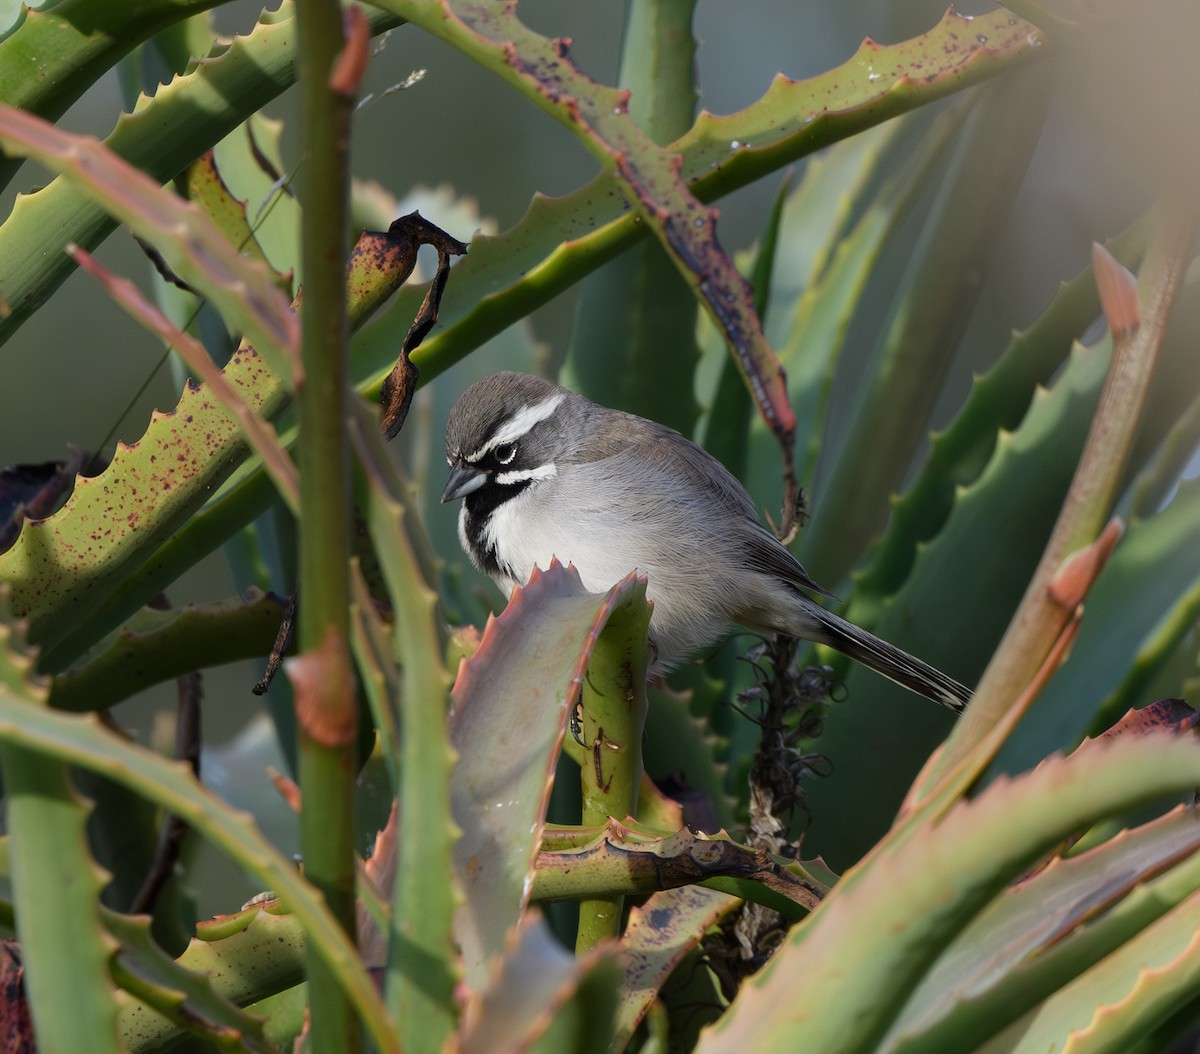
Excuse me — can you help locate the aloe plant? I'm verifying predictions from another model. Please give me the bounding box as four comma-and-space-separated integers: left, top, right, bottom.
1, 2, 1199, 1052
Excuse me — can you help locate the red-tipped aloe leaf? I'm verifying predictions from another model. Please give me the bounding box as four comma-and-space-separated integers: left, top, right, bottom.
457, 912, 618, 1054
449, 559, 650, 988
698, 734, 1200, 1054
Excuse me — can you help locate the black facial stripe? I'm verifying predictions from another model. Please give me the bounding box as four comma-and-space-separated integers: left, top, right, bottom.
462, 476, 536, 577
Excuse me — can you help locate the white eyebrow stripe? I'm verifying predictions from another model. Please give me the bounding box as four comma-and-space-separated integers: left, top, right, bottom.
495, 463, 557, 486
466, 393, 565, 461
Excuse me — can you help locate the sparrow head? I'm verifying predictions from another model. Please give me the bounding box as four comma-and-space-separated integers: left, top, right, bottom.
441, 372, 579, 503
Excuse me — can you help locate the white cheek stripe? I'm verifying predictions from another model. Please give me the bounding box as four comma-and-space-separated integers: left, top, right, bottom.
495, 463, 557, 486
467, 393, 565, 461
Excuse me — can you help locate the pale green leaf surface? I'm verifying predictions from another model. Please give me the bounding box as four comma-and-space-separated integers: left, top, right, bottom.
696, 736, 1200, 1054
457, 912, 618, 1054
884, 804, 1200, 1052
448, 560, 647, 987
119, 905, 306, 1051
998, 891, 1200, 1054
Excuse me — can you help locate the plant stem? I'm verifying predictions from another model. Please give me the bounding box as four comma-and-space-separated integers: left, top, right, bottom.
295, 1, 359, 1050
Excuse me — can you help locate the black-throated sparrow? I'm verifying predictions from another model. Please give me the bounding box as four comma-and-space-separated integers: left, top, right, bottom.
441, 372, 970, 713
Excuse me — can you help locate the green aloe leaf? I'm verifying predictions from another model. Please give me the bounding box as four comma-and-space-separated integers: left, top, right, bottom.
105, 907, 279, 1053
997, 478, 1200, 773
846, 221, 1146, 629
807, 333, 1112, 867
642, 680, 736, 832
119, 905, 306, 1051
796, 71, 1052, 586
0, 614, 122, 1052
46, 590, 287, 712
351, 403, 456, 1053
740, 105, 962, 513
0, 0, 219, 187
697, 734, 1200, 1054
0, 677, 396, 1050
3, 746, 124, 1053
996, 891, 1200, 1054
0, 103, 299, 381
884, 804, 1200, 1053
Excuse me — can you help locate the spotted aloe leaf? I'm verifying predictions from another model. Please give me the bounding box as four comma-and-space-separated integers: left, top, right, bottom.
0, 103, 300, 383
376, 0, 798, 510
612, 885, 739, 1051
1, 218, 421, 673
456, 913, 619, 1054
0, 2, 402, 345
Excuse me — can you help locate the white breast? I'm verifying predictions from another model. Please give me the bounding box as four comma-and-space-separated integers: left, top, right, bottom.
461, 466, 742, 666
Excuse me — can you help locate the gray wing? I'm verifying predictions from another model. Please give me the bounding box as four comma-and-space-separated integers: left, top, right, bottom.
740, 523, 835, 599
610, 417, 835, 599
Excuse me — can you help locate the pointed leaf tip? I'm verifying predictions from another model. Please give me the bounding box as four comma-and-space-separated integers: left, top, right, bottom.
1049, 518, 1124, 610
1092, 241, 1140, 337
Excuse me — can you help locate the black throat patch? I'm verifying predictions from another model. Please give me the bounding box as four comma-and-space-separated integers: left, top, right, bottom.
462, 476, 535, 578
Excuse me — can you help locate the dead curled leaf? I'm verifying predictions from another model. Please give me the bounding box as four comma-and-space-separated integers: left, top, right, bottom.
378, 212, 470, 439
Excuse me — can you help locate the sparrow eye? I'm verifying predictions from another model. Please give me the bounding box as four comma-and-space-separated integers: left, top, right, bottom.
495, 442, 517, 465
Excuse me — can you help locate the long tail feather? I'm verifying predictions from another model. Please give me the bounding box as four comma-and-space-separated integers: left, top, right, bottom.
798, 602, 970, 713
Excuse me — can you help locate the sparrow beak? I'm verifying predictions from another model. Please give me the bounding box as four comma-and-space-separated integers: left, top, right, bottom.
441, 458, 488, 503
